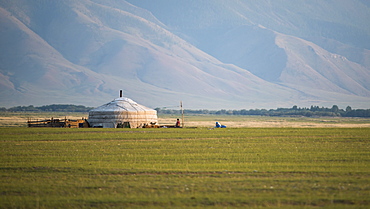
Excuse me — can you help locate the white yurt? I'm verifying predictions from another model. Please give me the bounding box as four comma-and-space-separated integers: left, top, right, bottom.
87, 91, 158, 128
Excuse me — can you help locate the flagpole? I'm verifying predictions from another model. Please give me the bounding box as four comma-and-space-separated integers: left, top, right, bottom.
181, 101, 184, 128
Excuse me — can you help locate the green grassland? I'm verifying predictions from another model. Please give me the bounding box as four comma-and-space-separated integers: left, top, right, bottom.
1, 127, 370, 208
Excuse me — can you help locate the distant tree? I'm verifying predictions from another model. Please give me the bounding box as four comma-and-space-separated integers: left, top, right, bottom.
216, 109, 227, 115
310, 105, 319, 111
6, 104, 92, 112
226, 110, 234, 115
346, 106, 352, 112
331, 105, 339, 113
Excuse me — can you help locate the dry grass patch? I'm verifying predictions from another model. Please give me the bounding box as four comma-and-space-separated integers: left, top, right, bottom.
159, 115, 370, 128
0, 112, 88, 127
1, 112, 370, 128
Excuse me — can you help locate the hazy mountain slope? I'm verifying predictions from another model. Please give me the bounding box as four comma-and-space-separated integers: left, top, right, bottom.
128, 0, 370, 59
127, 0, 370, 107
128, 0, 370, 51
275, 33, 370, 96
1, 0, 369, 109
202, 25, 288, 82
0, 0, 306, 109
0, 6, 118, 106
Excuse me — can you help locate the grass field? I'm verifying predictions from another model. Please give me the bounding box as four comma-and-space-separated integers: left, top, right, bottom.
1, 123, 370, 208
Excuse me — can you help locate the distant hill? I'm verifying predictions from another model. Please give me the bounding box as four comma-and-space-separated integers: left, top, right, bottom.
1, 0, 369, 109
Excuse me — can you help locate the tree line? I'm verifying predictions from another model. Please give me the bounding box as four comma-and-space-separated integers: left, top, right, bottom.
0, 104, 93, 112
155, 105, 370, 118
1, 104, 369, 117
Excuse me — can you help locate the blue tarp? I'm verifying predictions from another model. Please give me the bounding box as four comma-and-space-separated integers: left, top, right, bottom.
215, 122, 226, 128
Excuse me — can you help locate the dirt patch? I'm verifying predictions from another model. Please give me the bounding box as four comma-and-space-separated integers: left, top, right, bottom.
158, 118, 370, 128
186, 121, 370, 128
0, 116, 28, 127
1, 115, 369, 128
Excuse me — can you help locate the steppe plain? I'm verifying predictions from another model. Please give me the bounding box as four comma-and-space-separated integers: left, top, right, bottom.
1, 112, 369, 208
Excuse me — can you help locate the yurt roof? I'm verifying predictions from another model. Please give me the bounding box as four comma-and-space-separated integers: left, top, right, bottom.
90, 97, 155, 112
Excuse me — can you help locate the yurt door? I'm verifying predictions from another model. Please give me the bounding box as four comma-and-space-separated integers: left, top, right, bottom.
117, 122, 130, 128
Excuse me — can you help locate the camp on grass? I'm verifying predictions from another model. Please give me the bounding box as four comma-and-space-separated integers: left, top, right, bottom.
1, 113, 370, 208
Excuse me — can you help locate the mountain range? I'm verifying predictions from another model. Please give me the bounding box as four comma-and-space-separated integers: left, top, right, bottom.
1, 0, 369, 109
